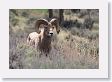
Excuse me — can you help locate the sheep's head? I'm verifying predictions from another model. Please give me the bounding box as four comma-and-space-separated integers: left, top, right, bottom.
35, 18, 60, 37
49, 18, 60, 34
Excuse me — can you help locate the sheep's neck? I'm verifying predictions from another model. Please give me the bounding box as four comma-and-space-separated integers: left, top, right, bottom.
39, 32, 51, 53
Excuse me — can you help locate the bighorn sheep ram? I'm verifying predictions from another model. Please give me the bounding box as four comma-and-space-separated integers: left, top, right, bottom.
27, 18, 60, 55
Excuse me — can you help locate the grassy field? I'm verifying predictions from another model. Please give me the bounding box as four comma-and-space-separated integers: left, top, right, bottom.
9, 9, 99, 69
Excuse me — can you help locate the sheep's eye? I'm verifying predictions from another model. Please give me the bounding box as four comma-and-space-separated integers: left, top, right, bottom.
52, 26, 54, 29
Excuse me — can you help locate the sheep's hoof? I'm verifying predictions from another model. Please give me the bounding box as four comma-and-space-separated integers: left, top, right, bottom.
46, 54, 48, 57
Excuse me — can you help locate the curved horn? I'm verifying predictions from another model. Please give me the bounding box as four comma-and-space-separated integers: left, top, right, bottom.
50, 18, 60, 34
35, 19, 48, 33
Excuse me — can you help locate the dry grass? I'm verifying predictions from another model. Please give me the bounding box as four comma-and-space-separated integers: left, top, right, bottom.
9, 9, 99, 69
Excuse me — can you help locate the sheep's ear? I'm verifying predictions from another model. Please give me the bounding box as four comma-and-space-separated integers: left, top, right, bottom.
50, 18, 60, 34
35, 19, 48, 33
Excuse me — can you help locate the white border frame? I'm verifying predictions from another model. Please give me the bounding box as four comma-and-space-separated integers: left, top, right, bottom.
0, 0, 108, 78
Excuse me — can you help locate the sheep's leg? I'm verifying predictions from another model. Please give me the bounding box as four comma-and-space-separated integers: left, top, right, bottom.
34, 39, 38, 48
34, 42, 37, 48
46, 53, 48, 57
39, 50, 43, 58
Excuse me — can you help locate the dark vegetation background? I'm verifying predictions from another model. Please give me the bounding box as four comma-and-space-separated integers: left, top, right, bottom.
9, 9, 99, 69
